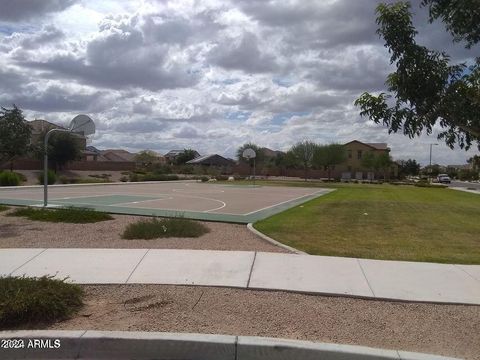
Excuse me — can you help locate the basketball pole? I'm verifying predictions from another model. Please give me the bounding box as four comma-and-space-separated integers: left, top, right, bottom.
43, 128, 70, 207
253, 158, 256, 186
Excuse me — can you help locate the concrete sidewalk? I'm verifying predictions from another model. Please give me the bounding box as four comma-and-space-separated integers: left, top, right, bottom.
1, 248, 480, 305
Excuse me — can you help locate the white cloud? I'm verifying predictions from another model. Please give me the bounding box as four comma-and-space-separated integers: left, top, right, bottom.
0, 0, 478, 165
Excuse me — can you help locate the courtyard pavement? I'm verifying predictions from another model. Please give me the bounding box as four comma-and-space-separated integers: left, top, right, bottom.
1, 248, 479, 305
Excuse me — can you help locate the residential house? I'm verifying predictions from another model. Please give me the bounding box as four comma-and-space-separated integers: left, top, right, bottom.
99, 149, 136, 162
338, 140, 398, 180
29, 119, 87, 149
164, 149, 200, 164
187, 154, 235, 174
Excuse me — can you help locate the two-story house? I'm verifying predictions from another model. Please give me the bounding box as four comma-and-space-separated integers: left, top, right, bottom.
338, 140, 398, 180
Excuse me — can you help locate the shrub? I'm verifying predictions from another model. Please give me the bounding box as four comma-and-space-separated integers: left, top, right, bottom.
151, 164, 172, 174
0, 276, 83, 328
215, 175, 229, 181
0, 205, 9, 212
122, 217, 209, 239
200, 176, 209, 182
120, 176, 129, 182
13, 172, 27, 182
7, 207, 113, 223
0, 172, 20, 186
37, 170, 56, 185
142, 173, 179, 181
129, 172, 140, 182
59, 176, 78, 184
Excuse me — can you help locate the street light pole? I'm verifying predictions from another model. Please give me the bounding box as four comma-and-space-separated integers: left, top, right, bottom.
429, 143, 438, 167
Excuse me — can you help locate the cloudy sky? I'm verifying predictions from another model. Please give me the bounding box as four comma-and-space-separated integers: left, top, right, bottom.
0, 0, 478, 165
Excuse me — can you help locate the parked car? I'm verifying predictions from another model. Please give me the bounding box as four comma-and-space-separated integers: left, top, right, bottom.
437, 174, 451, 184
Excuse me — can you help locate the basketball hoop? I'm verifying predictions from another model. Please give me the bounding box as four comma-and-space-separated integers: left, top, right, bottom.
70, 114, 95, 136
43, 114, 96, 207
242, 148, 257, 186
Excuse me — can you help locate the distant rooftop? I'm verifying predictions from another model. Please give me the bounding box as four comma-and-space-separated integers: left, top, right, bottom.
365, 143, 389, 150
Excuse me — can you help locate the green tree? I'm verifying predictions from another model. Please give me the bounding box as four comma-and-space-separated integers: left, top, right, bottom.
398, 158, 421, 176
467, 155, 480, 171
421, 164, 441, 177
361, 151, 376, 173
374, 152, 393, 180
175, 149, 198, 165
48, 132, 81, 171
313, 143, 347, 180
135, 150, 158, 169
288, 140, 318, 181
0, 105, 32, 171
355, 1, 480, 150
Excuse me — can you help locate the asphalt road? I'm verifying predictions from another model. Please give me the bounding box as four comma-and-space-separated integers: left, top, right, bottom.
449, 181, 480, 190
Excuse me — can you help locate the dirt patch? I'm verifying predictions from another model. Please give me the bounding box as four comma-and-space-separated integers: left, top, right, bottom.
0, 210, 287, 252
40, 285, 480, 360
0, 224, 18, 237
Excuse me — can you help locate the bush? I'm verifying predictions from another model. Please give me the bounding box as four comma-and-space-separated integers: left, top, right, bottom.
129, 172, 140, 182
120, 175, 128, 182
142, 173, 179, 181
59, 176, 78, 184
13, 172, 27, 182
0, 276, 83, 328
0, 205, 9, 212
199, 176, 209, 182
151, 164, 172, 174
7, 207, 113, 223
458, 169, 480, 181
0, 172, 20, 186
37, 170, 56, 185
215, 175, 229, 181
122, 217, 209, 239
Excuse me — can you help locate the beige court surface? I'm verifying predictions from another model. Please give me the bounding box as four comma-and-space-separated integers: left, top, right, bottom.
0, 181, 332, 223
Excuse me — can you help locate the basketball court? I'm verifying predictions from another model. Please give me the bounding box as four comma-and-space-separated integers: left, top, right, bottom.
0, 181, 332, 223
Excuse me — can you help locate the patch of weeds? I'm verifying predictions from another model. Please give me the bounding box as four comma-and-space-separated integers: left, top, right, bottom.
0, 205, 9, 212
122, 217, 209, 239
0, 276, 84, 329
6, 207, 113, 223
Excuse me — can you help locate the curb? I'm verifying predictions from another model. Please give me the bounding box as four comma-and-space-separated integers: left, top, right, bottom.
449, 187, 480, 195
247, 223, 306, 254
0, 331, 459, 360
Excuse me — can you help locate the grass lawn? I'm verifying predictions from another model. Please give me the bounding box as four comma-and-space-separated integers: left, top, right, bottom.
253, 181, 480, 264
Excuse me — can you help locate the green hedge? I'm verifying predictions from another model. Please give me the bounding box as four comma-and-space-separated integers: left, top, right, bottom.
0, 172, 21, 186
37, 170, 57, 185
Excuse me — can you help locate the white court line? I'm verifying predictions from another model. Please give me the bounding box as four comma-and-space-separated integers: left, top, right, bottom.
51, 194, 120, 201
242, 189, 332, 216
113, 196, 174, 206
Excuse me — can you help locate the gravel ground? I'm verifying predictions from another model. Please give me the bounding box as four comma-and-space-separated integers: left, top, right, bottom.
43, 285, 480, 360
0, 210, 287, 252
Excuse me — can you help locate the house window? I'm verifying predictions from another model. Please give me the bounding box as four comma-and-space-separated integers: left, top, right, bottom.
347, 150, 352, 159
357, 150, 362, 159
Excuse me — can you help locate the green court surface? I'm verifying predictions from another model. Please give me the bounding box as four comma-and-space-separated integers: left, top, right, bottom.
0, 181, 332, 223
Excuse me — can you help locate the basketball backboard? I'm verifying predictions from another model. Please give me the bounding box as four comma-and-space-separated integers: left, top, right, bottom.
242, 148, 256, 159
69, 114, 95, 136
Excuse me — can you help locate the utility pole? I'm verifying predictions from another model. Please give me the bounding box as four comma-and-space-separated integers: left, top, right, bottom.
428, 143, 438, 182
429, 143, 438, 166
